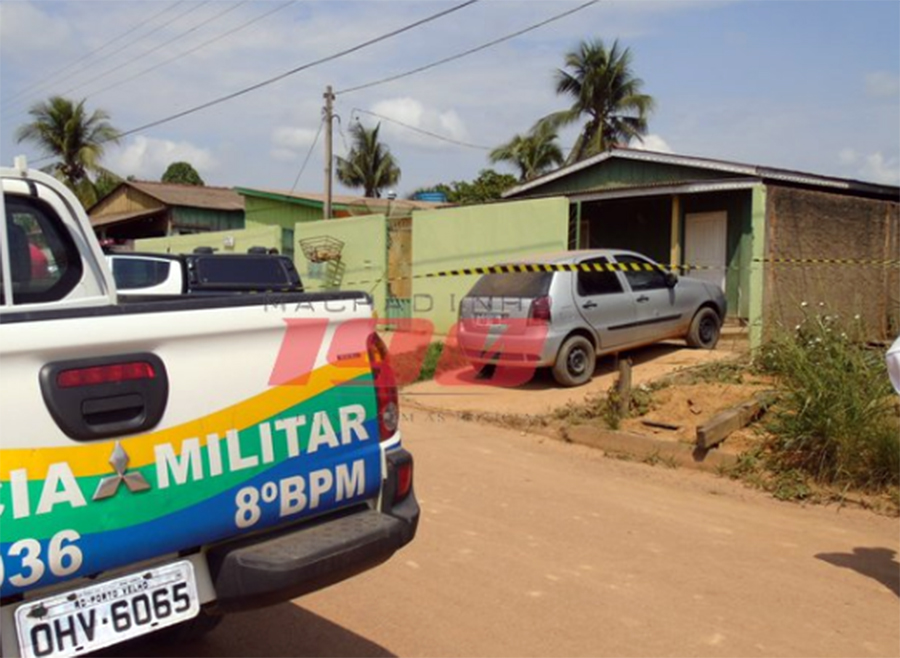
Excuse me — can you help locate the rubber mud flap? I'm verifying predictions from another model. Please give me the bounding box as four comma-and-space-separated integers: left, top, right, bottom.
207, 510, 412, 612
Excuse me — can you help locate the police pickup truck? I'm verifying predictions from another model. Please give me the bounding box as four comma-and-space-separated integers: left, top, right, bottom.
0, 158, 419, 658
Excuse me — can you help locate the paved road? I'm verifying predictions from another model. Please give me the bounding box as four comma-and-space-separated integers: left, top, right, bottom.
125, 413, 899, 657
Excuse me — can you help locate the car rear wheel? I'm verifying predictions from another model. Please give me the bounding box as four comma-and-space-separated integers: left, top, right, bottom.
686, 307, 721, 349
552, 335, 596, 387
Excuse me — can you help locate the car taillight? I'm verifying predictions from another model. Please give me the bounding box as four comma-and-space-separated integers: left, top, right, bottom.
57, 361, 156, 388
367, 332, 399, 441
395, 459, 413, 502
528, 295, 552, 326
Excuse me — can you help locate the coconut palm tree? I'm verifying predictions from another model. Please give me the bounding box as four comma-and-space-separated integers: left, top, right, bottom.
335, 122, 401, 198
489, 121, 565, 182
543, 38, 655, 164
16, 96, 120, 206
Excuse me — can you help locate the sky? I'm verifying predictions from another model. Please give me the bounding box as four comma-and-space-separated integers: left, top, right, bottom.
1, 0, 898, 199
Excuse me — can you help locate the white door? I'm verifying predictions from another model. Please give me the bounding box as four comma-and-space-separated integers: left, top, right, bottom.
685, 211, 727, 291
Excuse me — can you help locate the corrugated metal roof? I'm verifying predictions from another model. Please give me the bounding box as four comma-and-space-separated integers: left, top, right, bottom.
503, 147, 900, 199
126, 181, 244, 211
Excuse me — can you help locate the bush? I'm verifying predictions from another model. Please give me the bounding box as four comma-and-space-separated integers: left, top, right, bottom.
757, 310, 899, 491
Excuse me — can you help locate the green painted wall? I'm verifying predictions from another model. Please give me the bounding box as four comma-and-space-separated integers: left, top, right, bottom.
519, 159, 741, 197
134, 224, 281, 255
244, 196, 322, 228
294, 214, 388, 318
412, 197, 570, 334
748, 186, 767, 350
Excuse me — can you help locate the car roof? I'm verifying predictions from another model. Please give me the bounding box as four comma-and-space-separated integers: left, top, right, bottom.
499, 249, 647, 265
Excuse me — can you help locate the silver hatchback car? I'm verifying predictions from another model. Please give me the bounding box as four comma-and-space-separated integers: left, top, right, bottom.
458, 249, 727, 387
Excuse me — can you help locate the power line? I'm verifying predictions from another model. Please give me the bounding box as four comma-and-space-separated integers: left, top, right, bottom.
4, 1, 209, 112
83, 1, 295, 102
350, 108, 490, 150
57, 1, 242, 102
115, 0, 480, 140
337, 0, 601, 95
290, 118, 325, 194
2, 1, 185, 107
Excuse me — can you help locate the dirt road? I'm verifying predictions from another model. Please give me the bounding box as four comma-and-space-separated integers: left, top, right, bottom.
127, 413, 899, 657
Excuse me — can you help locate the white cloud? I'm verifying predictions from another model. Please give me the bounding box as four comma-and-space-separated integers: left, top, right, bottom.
631, 134, 673, 153
106, 136, 218, 180
838, 148, 858, 165
366, 98, 470, 151
858, 152, 900, 185
0, 3, 72, 61
269, 126, 321, 161
865, 72, 900, 99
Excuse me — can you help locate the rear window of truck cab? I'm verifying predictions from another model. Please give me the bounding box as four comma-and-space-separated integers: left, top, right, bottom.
1, 195, 82, 305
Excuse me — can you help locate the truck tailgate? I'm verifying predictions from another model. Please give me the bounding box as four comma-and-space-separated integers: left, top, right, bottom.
0, 298, 384, 598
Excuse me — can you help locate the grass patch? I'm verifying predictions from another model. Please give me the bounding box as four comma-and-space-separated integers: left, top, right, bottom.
754, 312, 899, 493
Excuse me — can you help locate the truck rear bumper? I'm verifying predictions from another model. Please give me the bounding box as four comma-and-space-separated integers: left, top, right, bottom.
206, 491, 418, 613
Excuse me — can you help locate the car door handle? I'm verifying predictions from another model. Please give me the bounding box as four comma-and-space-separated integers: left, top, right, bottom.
636, 295, 650, 303
582, 301, 598, 309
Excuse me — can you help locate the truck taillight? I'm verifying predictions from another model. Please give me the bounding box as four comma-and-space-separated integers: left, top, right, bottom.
528, 296, 552, 325
367, 333, 399, 441
395, 460, 413, 502
57, 361, 156, 388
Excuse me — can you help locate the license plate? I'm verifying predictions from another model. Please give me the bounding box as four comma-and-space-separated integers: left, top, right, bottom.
15, 561, 200, 658
474, 313, 506, 327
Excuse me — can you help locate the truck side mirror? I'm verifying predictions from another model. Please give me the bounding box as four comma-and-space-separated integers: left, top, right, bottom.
665, 272, 678, 288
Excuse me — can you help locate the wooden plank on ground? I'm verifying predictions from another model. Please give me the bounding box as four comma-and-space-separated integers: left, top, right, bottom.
695, 392, 775, 449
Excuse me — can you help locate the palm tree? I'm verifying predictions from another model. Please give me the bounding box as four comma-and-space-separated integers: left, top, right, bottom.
335, 122, 401, 198
489, 121, 565, 182
16, 96, 120, 206
543, 38, 655, 165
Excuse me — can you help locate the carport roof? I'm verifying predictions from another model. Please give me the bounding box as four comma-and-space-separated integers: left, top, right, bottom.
555, 178, 761, 203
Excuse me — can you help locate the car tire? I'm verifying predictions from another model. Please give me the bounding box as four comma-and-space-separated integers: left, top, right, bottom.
686, 307, 721, 349
552, 335, 596, 387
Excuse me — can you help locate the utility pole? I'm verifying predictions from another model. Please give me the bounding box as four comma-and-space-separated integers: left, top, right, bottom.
323, 85, 335, 220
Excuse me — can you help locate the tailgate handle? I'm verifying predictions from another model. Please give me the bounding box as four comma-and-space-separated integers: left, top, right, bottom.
40, 353, 169, 441
82, 394, 145, 428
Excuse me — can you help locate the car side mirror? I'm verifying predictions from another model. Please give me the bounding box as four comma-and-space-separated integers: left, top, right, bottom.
664, 272, 678, 288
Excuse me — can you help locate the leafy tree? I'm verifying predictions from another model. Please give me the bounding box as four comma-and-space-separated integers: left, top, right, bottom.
15, 95, 120, 206
94, 169, 123, 202
335, 122, 400, 197
414, 169, 518, 205
542, 38, 654, 164
161, 161, 204, 186
489, 121, 565, 182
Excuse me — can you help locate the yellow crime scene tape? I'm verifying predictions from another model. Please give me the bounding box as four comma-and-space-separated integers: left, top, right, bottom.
338, 257, 900, 288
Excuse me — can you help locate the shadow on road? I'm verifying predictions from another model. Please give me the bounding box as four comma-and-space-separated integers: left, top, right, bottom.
815, 547, 900, 597
429, 342, 687, 391
105, 602, 395, 657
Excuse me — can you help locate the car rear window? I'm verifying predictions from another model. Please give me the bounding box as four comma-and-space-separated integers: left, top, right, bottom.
193, 256, 291, 286
468, 271, 552, 297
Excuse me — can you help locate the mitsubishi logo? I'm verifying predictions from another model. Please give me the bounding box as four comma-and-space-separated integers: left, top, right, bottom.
93, 442, 152, 501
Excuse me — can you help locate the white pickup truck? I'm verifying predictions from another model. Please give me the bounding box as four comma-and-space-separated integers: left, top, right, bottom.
0, 160, 419, 658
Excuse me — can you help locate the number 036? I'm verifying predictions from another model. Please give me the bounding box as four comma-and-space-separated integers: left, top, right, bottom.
0, 530, 83, 588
